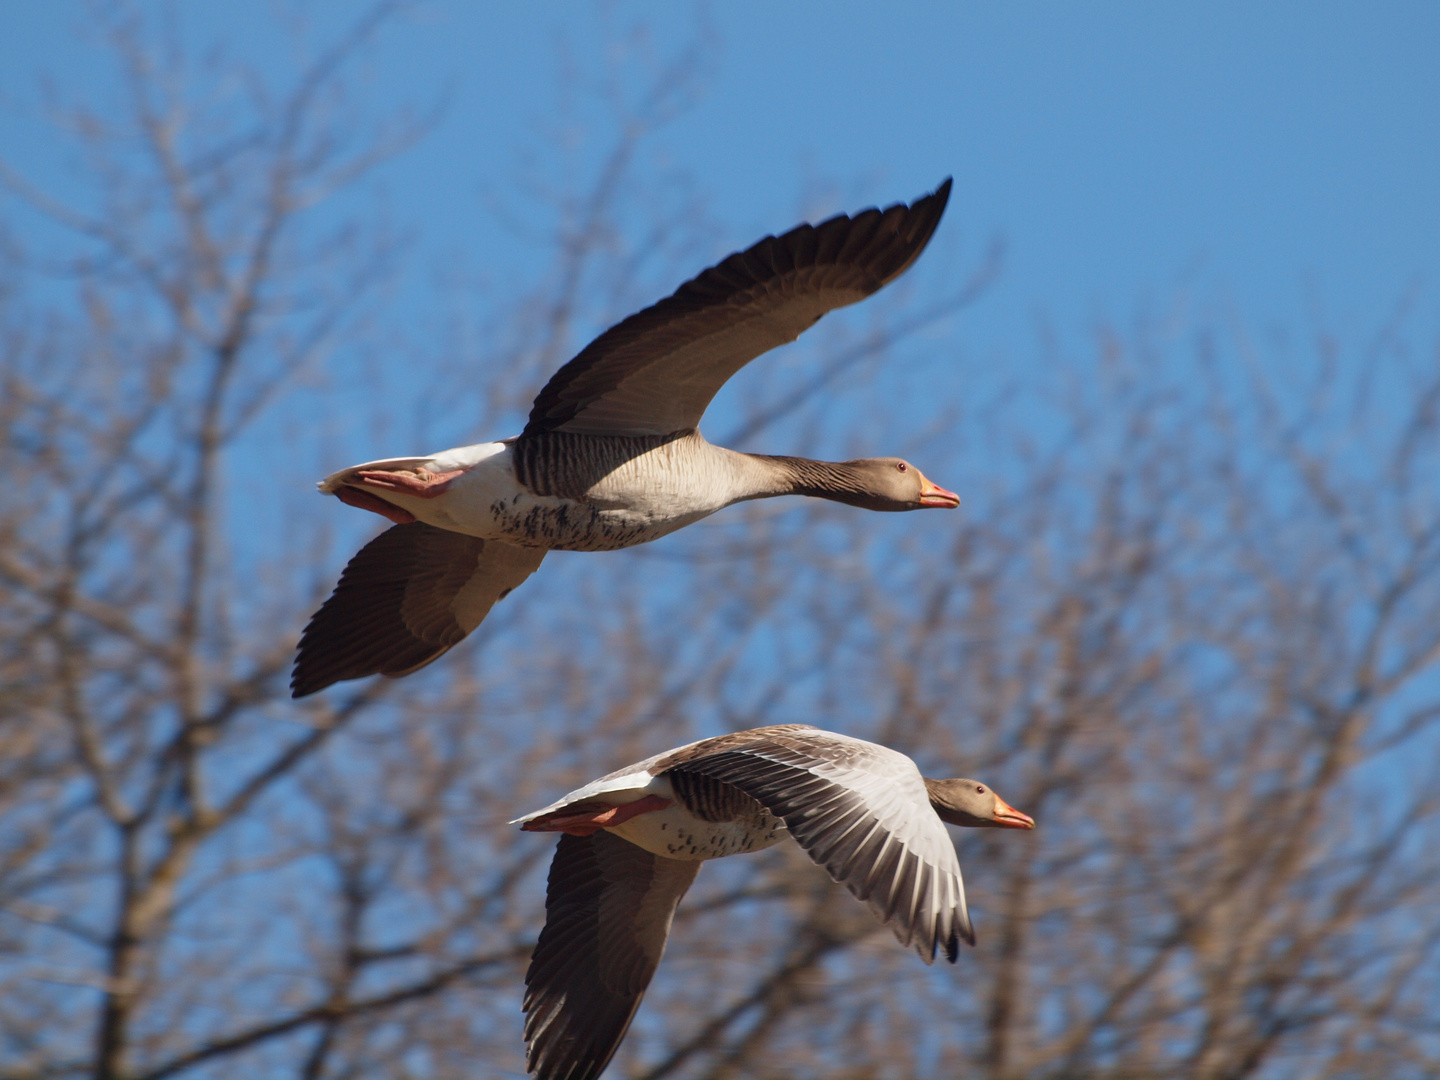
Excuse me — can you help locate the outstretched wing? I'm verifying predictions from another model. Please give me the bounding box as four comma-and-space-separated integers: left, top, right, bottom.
665, 734, 971, 961
523, 179, 951, 438
524, 831, 701, 1080
290, 522, 544, 697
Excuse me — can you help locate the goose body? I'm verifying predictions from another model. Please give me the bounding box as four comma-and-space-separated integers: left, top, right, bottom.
514, 724, 1035, 1080
293, 181, 959, 697
321, 432, 803, 552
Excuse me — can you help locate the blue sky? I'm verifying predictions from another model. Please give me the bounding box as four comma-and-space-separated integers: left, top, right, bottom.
4, 0, 1435, 653
3, 10, 1438, 1071
3, 0, 1436, 367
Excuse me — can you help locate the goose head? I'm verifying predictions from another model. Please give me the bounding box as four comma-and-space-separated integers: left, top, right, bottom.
808, 457, 960, 511
924, 778, 1035, 829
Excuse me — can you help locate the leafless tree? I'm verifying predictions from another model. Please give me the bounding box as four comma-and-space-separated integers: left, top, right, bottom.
2, 7, 1437, 1080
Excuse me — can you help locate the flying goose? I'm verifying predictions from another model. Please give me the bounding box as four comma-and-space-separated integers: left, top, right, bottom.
292, 181, 958, 697
514, 724, 1034, 1080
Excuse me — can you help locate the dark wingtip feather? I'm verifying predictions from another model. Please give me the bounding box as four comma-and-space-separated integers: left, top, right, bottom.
868, 177, 953, 287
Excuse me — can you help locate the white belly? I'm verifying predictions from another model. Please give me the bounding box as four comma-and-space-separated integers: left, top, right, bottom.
357, 441, 729, 551
514, 765, 790, 862
611, 798, 789, 862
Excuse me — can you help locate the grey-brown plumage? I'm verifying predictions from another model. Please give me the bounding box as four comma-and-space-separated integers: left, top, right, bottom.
523, 180, 952, 437
664, 744, 967, 958
516, 724, 1035, 1080
295, 182, 958, 697
290, 523, 543, 697
509, 431, 691, 499
523, 832, 699, 1080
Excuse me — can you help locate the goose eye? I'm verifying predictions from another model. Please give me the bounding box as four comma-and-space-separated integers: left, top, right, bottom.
896, 462, 908, 472
975, 785, 986, 794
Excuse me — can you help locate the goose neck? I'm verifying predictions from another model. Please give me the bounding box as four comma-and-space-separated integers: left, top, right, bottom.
744, 454, 882, 509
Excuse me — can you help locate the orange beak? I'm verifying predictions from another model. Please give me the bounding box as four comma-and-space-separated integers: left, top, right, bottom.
917, 472, 961, 509
991, 795, 1035, 830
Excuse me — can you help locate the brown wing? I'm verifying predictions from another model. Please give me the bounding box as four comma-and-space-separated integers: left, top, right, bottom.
290, 522, 545, 697
523, 179, 952, 438
524, 831, 700, 1080
664, 734, 970, 961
